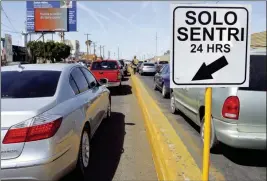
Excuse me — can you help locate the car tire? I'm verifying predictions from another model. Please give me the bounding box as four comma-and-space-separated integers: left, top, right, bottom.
162, 84, 168, 98
170, 92, 178, 114
200, 117, 220, 152
77, 125, 91, 178
153, 81, 158, 90
105, 98, 111, 119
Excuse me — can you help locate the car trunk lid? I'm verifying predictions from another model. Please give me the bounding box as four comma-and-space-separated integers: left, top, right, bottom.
1, 97, 57, 160
91, 61, 120, 82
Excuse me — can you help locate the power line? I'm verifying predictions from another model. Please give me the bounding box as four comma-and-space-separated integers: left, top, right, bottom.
1, 23, 12, 30
84, 33, 91, 60
1, 4, 18, 32
1, 29, 20, 34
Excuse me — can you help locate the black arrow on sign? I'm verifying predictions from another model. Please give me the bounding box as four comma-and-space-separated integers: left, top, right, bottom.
192, 56, 229, 81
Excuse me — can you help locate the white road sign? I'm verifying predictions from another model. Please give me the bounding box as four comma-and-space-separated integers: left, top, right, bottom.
170, 4, 251, 88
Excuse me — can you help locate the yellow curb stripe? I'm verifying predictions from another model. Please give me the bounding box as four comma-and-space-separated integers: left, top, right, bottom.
141, 80, 226, 181
131, 75, 202, 181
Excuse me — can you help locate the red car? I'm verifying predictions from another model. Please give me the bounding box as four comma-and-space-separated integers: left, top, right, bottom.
90, 60, 122, 87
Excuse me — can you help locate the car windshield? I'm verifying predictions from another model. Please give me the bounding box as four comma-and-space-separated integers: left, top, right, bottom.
119, 60, 125, 66
1, 70, 61, 98
144, 63, 155, 67
239, 54, 266, 91
159, 61, 168, 64
91, 61, 118, 70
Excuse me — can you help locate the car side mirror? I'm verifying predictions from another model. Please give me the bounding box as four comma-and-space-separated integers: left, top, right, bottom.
99, 78, 108, 85
90, 81, 97, 88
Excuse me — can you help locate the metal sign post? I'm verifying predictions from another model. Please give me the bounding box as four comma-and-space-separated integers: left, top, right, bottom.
202, 87, 212, 181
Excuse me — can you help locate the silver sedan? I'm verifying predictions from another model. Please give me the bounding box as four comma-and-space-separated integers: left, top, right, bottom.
139, 63, 156, 75
1, 63, 111, 181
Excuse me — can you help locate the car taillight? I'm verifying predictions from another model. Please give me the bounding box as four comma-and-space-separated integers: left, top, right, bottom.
222, 96, 240, 120
3, 114, 62, 144
117, 70, 121, 80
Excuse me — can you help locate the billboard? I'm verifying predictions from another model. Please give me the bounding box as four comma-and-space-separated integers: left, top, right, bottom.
26, 1, 76, 32
34, 8, 68, 32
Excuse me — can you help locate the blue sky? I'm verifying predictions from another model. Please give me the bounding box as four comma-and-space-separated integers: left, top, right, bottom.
1, 1, 266, 60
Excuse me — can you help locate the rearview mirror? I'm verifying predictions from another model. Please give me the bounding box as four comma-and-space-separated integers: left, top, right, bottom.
99, 78, 108, 85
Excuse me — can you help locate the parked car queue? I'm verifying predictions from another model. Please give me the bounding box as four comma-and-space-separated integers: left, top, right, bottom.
149, 49, 266, 151
1, 63, 111, 181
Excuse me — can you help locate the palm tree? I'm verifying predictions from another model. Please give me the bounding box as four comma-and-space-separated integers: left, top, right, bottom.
85, 40, 92, 54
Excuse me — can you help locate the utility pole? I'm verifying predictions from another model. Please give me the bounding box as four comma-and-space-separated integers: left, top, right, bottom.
42, 32, 45, 63
84, 33, 90, 61
102, 46, 105, 59
108, 51, 110, 58
99, 45, 102, 57
92, 42, 97, 55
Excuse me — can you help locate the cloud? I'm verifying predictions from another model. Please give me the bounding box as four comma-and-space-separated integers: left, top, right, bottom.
77, 2, 108, 34
129, 1, 151, 21
107, 8, 139, 30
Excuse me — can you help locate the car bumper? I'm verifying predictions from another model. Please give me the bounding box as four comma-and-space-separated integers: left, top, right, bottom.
214, 118, 266, 150
142, 69, 156, 73
1, 148, 75, 181
107, 81, 121, 87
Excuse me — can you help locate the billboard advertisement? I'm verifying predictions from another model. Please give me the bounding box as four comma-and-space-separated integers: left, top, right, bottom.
34, 8, 67, 32
26, 1, 76, 32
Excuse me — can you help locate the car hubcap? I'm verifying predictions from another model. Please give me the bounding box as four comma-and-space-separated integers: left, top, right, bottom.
171, 96, 175, 112
107, 103, 111, 117
201, 123, 205, 142
201, 120, 211, 143
82, 132, 90, 167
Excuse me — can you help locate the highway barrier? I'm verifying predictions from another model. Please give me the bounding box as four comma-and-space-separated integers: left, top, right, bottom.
131, 74, 203, 181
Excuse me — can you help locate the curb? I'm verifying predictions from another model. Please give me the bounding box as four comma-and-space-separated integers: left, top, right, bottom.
130, 74, 202, 181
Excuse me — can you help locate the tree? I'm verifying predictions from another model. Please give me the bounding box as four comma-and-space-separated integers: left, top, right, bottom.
85, 40, 92, 47
27, 41, 71, 63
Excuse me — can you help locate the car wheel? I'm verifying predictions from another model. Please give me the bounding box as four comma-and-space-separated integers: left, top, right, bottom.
200, 117, 219, 152
105, 98, 111, 119
77, 125, 90, 177
153, 81, 158, 90
170, 92, 178, 114
162, 84, 167, 98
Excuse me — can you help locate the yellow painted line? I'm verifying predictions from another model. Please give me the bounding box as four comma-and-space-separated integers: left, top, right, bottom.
131, 74, 202, 181
140, 80, 226, 181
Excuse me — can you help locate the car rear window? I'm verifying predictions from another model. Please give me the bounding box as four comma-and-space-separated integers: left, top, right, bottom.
144, 63, 155, 67
119, 60, 125, 66
91, 61, 118, 70
1, 70, 61, 98
159, 61, 168, 64
239, 55, 266, 91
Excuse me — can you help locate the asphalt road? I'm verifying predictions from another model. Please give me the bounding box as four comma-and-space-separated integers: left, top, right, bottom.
138, 73, 266, 181
61, 77, 157, 181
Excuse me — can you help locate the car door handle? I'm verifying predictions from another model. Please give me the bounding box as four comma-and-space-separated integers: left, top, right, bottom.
183, 88, 189, 92
99, 72, 103, 74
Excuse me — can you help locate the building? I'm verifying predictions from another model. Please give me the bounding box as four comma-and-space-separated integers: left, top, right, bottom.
251, 31, 266, 49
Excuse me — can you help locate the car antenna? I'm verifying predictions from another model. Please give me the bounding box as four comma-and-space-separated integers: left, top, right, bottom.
18, 62, 25, 72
